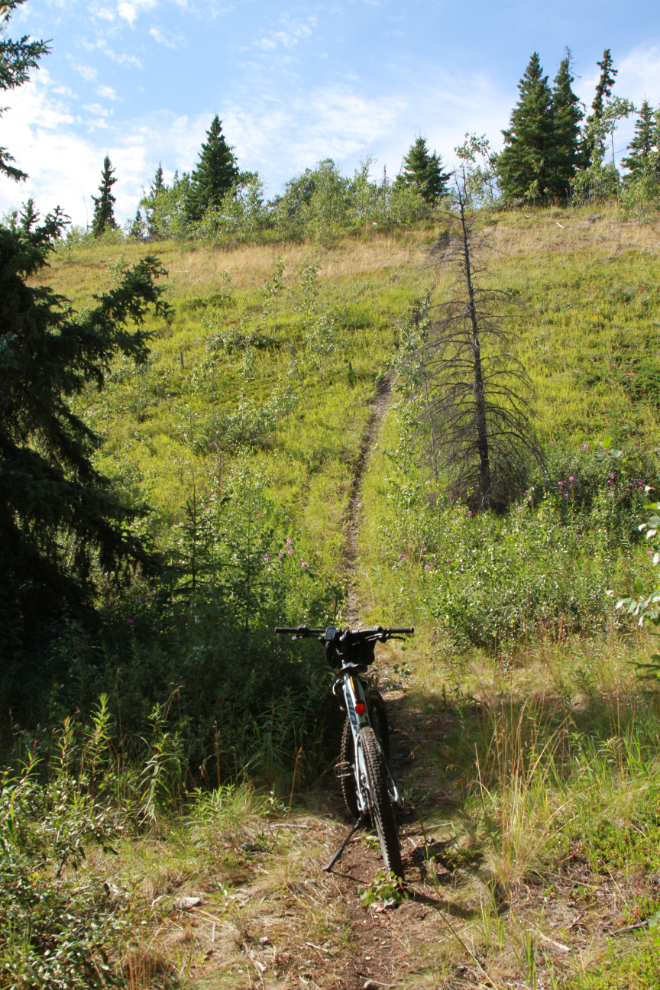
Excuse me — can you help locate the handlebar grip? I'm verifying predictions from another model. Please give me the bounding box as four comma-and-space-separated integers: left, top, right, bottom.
274, 626, 327, 635
388, 627, 415, 634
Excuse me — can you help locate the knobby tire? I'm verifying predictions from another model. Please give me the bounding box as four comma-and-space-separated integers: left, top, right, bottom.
360, 725, 404, 880
340, 688, 390, 819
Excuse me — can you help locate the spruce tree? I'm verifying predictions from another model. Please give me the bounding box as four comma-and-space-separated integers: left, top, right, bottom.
621, 101, 659, 178
497, 54, 555, 201
584, 49, 618, 164
397, 137, 451, 203
0, 0, 49, 182
185, 116, 239, 223
129, 206, 145, 239
141, 163, 166, 239
547, 54, 583, 196
91, 156, 118, 236
0, 208, 170, 646
152, 163, 164, 194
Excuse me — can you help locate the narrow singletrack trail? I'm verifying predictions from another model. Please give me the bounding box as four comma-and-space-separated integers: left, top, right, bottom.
342, 372, 393, 627
311, 372, 463, 990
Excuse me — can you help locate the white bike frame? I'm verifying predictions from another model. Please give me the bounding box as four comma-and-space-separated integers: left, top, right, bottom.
340, 667, 403, 815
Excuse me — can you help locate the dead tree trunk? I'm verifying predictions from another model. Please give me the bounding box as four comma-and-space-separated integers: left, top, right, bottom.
458, 192, 491, 507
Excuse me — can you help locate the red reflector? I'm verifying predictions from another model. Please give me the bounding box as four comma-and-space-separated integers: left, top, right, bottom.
354, 703, 367, 715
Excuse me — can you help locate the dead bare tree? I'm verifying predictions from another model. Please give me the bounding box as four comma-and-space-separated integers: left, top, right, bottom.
403, 181, 542, 510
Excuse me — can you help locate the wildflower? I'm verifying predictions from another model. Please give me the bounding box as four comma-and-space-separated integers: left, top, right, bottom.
300, 561, 308, 569
278, 550, 283, 558
583, 443, 589, 451
558, 480, 563, 487
648, 550, 653, 556
569, 476, 574, 482
286, 538, 292, 545
468, 510, 472, 517
564, 493, 569, 498
550, 440, 555, 445
517, 506, 523, 512
263, 555, 269, 563
287, 548, 293, 555
424, 564, 431, 571
399, 553, 406, 560
127, 618, 134, 627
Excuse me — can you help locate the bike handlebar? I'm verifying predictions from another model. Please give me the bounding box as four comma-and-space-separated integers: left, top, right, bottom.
274, 625, 414, 638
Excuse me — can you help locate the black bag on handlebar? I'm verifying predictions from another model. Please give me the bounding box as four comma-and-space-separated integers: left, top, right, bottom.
326, 635, 375, 668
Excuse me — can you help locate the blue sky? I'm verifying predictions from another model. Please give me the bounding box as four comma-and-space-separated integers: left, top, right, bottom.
2, 0, 660, 225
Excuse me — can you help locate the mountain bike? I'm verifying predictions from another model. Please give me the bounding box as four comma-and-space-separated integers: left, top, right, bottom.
275, 623, 414, 879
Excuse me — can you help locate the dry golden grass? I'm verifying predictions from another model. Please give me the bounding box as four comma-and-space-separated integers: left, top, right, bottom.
40, 230, 430, 302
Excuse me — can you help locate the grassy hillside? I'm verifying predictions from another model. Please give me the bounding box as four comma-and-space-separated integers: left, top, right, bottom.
8, 203, 660, 989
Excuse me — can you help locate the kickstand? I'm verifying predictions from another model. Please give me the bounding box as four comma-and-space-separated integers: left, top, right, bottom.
322, 817, 363, 873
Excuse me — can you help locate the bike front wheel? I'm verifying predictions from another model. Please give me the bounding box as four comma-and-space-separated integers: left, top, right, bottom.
360, 726, 404, 880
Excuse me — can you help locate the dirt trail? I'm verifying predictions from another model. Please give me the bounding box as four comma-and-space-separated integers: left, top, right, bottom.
318, 372, 451, 990
342, 372, 393, 626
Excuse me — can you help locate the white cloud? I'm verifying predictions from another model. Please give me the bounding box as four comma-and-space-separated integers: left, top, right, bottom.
117, 0, 157, 25
617, 45, 660, 105
70, 62, 98, 82
149, 25, 184, 47
97, 84, 118, 99
255, 16, 316, 52
91, 5, 116, 20
80, 37, 144, 68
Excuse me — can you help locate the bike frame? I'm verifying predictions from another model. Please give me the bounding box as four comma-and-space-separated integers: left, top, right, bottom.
338, 664, 403, 816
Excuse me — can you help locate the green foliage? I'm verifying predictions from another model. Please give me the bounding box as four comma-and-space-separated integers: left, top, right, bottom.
621, 100, 660, 179
396, 136, 451, 204
454, 133, 500, 206
184, 116, 239, 223
0, 0, 50, 182
359, 869, 406, 907
584, 48, 618, 165
91, 157, 118, 237
0, 209, 169, 646
364, 406, 655, 651
497, 53, 558, 201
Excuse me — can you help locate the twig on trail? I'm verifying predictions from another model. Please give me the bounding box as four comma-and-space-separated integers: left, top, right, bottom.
305, 941, 330, 954
533, 930, 571, 953
608, 920, 648, 936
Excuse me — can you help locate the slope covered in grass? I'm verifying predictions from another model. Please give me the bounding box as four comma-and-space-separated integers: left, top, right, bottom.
9, 203, 660, 989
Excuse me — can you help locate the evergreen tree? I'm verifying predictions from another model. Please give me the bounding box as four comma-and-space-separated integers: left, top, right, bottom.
91, 156, 118, 236
141, 163, 166, 239
129, 206, 145, 239
19, 197, 39, 232
0, 0, 49, 182
152, 163, 164, 194
548, 54, 584, 196
396, 137, 451, 203
0, 208, 170, 646
621, 101, 659, 177
497, 53, 555, 200
185, 116, 239, 223
584, 49, 618, 164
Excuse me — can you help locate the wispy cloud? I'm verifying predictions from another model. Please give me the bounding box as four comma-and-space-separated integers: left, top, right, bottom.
70, 61, 98, 82
80, 36, 144, 68
90, 5, 116, 21
149, 25, 185, 47
617, 45, 660, 104
255, 16, 317, 52
97, 83, 118, 99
